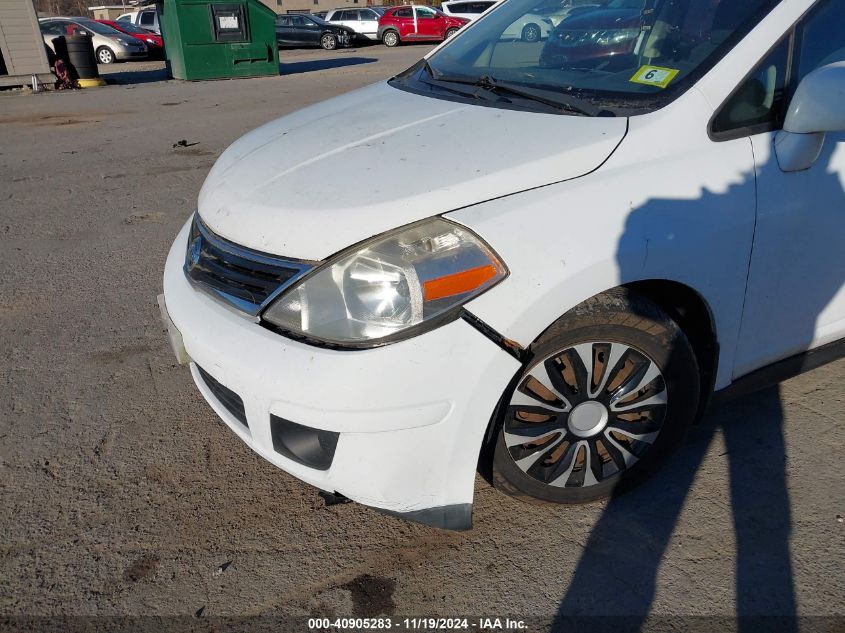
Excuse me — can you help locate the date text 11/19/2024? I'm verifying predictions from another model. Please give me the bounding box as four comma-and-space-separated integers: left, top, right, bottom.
307, 617, 528, 630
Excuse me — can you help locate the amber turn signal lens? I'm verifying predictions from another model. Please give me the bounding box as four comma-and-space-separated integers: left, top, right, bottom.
423, 264, 499, 301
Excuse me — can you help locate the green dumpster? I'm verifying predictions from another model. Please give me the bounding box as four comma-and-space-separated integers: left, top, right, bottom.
157, 0, 278, 80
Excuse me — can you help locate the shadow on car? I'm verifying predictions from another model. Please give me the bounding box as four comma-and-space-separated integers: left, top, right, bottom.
279, 56, 377, 75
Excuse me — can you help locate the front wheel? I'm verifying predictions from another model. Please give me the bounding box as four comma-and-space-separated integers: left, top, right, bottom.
521, 23, 541, 43
382, 30, 400, 47
492, 288, 700, 504
444, 27, 459, 40
96, 46, 115, 64
320, 34, 338, 50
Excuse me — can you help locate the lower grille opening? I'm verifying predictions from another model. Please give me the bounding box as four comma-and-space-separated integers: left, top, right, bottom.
270, 415, 338, 471
196, 365, 248, 429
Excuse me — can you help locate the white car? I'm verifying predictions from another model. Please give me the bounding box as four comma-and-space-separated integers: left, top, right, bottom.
324, 7, 382, 41
440, 0, 499, 22
116, 9, 160, 35
442, 0, 553, 42
501, 11, 554, 41
162, 0, 845, 530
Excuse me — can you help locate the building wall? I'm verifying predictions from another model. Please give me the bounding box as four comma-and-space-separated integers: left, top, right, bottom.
89, 6, 126, 19
0, 0, 51, 80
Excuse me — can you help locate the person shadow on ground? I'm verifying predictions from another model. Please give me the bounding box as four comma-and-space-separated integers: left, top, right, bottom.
551, 135, 845, 633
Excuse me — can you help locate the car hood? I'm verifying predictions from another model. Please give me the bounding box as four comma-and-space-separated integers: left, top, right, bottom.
198, 81, 627, 260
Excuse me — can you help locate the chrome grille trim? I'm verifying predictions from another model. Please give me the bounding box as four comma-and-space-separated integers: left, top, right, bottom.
183, 214, 315, 316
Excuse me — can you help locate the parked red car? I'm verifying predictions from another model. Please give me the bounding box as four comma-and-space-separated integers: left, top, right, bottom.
378, 5, 468, 47
96, 19, 164, 58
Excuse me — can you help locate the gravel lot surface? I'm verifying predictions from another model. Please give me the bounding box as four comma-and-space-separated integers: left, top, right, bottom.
0, 44, 843, 631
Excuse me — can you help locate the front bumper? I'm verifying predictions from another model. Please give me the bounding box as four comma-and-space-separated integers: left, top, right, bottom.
116, 48, 148, 60
162, 219, 520, 529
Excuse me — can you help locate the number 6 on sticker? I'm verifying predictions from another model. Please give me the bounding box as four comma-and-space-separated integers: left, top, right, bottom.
630, 65, 680, 89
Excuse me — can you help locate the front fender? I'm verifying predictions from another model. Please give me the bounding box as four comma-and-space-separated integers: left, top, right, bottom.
449, 93, 756, 390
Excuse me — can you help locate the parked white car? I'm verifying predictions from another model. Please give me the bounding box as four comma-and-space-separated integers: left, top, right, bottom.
116, 9, 160, 35
440, 0, 499, 22
162, 0, 845, 530
324, 7, 382, 41
441, 0, 553, 42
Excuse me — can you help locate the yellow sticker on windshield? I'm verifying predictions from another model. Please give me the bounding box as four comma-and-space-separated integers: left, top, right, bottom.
629, 65, 680, 89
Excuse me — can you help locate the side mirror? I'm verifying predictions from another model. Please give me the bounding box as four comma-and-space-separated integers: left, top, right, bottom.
776, 62, 845, 172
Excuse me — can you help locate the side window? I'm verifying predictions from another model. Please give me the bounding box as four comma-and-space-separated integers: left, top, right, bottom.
140, 11, 155, 26
416, 7, 436, 19
795, 0, 845, 82
395, 8, 412, 18
278, 16, 291, 26
711, 37, 789, 138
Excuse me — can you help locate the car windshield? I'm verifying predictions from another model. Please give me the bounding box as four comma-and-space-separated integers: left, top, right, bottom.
406, 0, 781, 115
110, 21, 153, 35
74, 19, 124, 36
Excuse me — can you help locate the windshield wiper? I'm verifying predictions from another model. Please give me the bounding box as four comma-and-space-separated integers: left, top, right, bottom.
423, 68, 600, 116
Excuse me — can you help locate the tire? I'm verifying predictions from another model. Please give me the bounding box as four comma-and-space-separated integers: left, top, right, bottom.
320, 33, 338, 50
521, 23, 541, 43
492, 287, 700, 505
96, 46, 115, 64
382, 30, 400, 47
444, 27, 459, 40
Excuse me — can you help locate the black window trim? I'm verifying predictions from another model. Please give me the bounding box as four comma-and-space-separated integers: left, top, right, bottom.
709, 0, 830, 142
708, 29, 796, 142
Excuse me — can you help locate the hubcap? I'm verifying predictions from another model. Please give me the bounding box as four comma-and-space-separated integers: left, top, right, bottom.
504, 341, 668, 488
568, 400, 608, 438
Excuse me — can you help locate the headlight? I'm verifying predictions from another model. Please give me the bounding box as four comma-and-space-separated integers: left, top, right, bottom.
594, 28, 640, 47
556, 28, 640, 47
262, 218, 507, 346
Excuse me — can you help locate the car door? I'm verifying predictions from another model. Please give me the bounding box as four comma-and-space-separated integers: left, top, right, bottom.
290, 15, 319, 46
413, 6, 441, 39
357, 9, 380, 39
275, 15, 294, 45
393, 7, 414, 38
139, 10, 159, 35
732, 0, 845, 377
292, 15, 317, 46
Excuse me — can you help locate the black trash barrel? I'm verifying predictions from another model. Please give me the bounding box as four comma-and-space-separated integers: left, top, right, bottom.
66, 35, 100, 80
